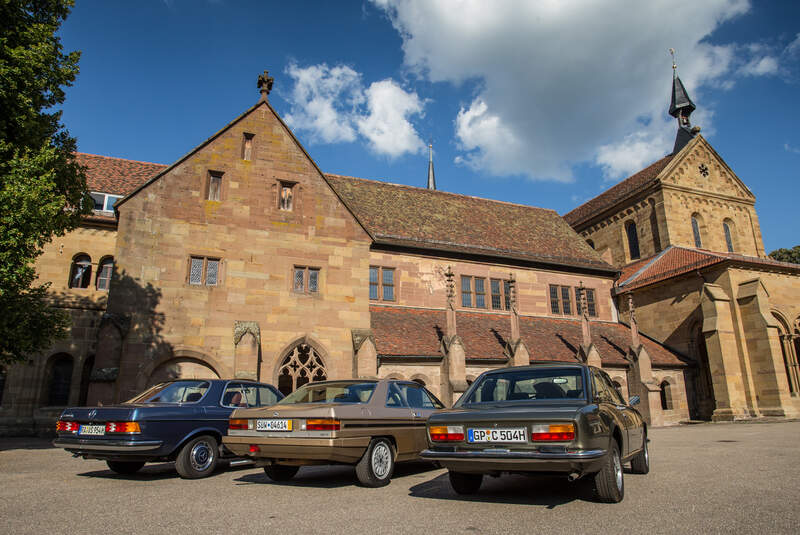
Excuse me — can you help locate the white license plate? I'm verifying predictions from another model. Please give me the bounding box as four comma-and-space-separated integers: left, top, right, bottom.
79, 425, 105, 436
256, 419, 292, 432
468, 428, 527, 443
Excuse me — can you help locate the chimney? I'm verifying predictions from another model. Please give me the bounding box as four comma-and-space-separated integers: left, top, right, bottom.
257, 70, 274, 102
509, 274, 519, 342
628, 293, 640, 349
445, 266, 457, 338
579, 282, 592, 348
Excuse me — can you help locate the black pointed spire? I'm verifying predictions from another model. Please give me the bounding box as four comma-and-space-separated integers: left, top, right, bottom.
668, 49, 699, 154
427, 142, 436, 190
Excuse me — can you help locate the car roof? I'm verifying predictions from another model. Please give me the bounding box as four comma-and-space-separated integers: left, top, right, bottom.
484, 363, 588, 374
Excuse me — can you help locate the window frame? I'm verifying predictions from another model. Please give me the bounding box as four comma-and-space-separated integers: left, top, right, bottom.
188, 256, 221, 287
691, 215, 703, 248
723, 220, 734, 253
96, 257, 114, 291
241, 132, 255, 161
207, 170, 223, 202
625, 220, 640, 260
90, 192, 123, 213
369, 266, 395, 302
293, 266, 320, 295
461, 275, 487, 309
69, 254, 92, 289
279, 181, 297, 211
549, 284, 576, 316
575, 286, 597, 317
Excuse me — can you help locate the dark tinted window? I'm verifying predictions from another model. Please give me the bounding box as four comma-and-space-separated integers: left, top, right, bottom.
461, 368, 584, 405
128, 381, 210, 403
386, 383, 407, 407
394, 383, 444, 409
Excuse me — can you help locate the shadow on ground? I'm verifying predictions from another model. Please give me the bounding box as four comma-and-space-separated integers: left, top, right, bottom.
234, 461, 438, 489
76, 460, 255, 481
0, 438, 57, 451
409, 473, 599, 508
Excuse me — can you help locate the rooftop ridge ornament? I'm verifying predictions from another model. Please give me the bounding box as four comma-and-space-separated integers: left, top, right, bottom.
258, 70, 274, 101
427, 139, 436, 190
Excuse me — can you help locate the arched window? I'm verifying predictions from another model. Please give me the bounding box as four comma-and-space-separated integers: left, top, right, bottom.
45, 354, 74, 406
277, 343, 327, 396
659, 381, 673, 410
723, 220, 735, 253
625, 221, 640, 260
69, 254, 92, 289
96, 257, 113, 290
586, 239, 595, 249
691, 216, 703, 248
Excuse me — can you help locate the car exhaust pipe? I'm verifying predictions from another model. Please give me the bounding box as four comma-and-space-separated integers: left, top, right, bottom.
567, 472, 581, 482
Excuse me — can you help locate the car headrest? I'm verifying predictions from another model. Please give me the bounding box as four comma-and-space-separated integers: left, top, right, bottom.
185, 392, 203, 403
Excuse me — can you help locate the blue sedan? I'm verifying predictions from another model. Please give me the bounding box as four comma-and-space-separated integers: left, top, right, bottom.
53, 379, 282, 478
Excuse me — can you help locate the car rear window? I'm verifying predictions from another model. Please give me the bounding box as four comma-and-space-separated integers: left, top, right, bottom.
460, 369, 584, 405
127, 381, 211, 404
278, 382, 376, 405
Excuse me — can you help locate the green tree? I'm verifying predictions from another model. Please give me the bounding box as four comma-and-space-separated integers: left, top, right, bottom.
769, 245, 800, 265
0, 0, 89, 364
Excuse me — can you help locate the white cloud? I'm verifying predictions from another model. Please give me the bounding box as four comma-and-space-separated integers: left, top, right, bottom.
371, 0, 765, 181
357, 80, 425, 158
738, 56, 779, 76
283, 63, 424, 159
785, 143, 800, 155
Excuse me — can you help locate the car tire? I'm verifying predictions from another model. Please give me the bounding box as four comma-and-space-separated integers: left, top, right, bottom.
594, 441, 624, 503
106, 460, 145, 475
630, 433, 650, 475
448, 471, 483, 495
175, 435, 218, 479
355, 438, 395, 487
264, 464, 300, 482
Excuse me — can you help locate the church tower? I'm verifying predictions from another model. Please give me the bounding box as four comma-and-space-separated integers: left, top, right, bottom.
669, 49, 699, 154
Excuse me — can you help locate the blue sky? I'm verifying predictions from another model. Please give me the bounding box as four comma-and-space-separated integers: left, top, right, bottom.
59, 1, 799, 253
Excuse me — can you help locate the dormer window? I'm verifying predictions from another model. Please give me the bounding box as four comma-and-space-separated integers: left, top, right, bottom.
90, 192, 123, 213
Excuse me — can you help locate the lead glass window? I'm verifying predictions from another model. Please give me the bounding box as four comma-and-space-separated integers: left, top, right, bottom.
369, 267, 379, 300
475, 278, 486, 308
575, 287, 597, 317
189, 256, 220, 286
293, 266, 320, 294
625, 221, 640, 260
692, 216, 702, 248
461, 276, 472, 307
723, 221, 734, 253
549, 285, 560, 314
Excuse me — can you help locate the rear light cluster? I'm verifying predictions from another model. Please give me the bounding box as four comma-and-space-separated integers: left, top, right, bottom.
531, 424, 575, 441
56, 420, 79, 433
305, 418, 340, 431
429, 425, 464, 442
106, 422, 141, 433
229, 419, 252, 430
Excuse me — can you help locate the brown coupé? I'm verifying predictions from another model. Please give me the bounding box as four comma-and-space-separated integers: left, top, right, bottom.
222, 378, 445, 487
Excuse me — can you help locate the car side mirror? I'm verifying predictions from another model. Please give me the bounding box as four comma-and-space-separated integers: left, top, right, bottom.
628, 395, 640, 406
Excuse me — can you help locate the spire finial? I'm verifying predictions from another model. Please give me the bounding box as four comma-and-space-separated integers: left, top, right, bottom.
669, 48, 677, 71
426, 138, 436, 190
257, 70, 274, 101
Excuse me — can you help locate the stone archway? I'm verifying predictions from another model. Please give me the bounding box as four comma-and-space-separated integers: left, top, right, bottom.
148, 358, 220, 386
274, 340, 328, 396
772, 311, 799, 395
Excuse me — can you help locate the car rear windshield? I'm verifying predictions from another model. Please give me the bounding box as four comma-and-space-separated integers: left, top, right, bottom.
460, 368, 584, 405
126, 381, 211, 404
278, 382, 377, 405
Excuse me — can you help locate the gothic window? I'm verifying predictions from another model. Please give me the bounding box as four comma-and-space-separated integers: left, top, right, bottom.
723, 220, 735, 253
69, 254, 92, 289
96, 257, 113, 290
625, 221, 640, 260
461, 276, 486, 308
189, 256, 220, 286
242, 133, 254, 161
279, 181, 296, 211
293, 266, 320, 294
575, 287, 597, 317
691, 215, 703, 248
45, 354, 74, 406
659, 381, 673, 410
277, 343, 327, 396
207, 171, 223, 201
490, 278, 512, 310
369, 266, 395, 301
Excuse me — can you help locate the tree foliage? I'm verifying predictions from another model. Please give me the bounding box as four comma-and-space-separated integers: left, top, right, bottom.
768, 245, 800, 265
0, 0, 89, 364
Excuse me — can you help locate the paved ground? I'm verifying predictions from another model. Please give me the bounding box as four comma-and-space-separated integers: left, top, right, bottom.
1, 421, 799, 534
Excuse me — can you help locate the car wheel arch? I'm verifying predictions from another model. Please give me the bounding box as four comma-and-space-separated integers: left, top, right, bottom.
611, 425, 624, 455
370, 435, 398, 459
171, 428, 223, 458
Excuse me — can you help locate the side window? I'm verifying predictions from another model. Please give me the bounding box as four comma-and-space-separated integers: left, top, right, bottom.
386, 383, 407, 407
221, 383, 247, 407
255, 386, 280, 407
592, 372, 612, 403
601, 373, 625, 405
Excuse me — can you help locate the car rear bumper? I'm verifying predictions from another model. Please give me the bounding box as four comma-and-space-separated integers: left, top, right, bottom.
223, 435, 370, 464
420, 448, 607, 474
54, 437, 164, 454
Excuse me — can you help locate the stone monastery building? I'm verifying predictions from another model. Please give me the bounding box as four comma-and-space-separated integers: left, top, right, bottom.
1, 69, 798, 435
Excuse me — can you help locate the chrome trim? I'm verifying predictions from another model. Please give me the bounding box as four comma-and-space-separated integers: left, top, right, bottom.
53, 438, 163, 452
420, 448, 607, 461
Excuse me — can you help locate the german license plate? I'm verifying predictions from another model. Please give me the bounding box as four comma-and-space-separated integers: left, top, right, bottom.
256, 419, 292, 432
79, 425, 105, 436
468, 428, 527, 443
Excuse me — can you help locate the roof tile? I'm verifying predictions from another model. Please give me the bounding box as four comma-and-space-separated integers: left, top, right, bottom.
75, 153, 167, 196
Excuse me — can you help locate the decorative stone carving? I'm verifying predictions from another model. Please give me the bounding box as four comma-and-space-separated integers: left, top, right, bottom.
233, 321, 261, 346
351, 328, 374, 353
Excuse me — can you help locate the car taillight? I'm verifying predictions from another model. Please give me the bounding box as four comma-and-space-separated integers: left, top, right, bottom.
56, 420, 79, 433
531, 423, 575, 441
429, 425, 464, 442
305, 418, 340, 431
229, 419, 251, 430
105, 422, 141, 433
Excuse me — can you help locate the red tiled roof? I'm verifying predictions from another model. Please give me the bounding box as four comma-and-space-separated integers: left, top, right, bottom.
617, 246, 800, 292
75, 153, 167, 196
370, 306, 685, 367
327, 174, 614, 273
563, 155, 674, 228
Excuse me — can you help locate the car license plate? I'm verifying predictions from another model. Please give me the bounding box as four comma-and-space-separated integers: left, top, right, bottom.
256, 419, 292, 432
79, 425, 105, 436
468, 428, 527, 443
